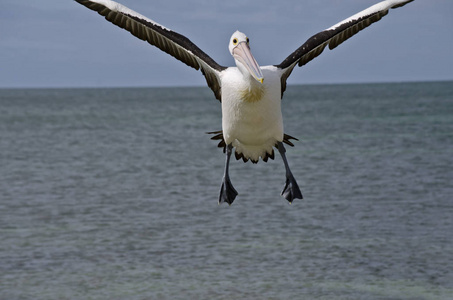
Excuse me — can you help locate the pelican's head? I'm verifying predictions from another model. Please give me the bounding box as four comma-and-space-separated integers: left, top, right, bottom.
229, 31, 264, 84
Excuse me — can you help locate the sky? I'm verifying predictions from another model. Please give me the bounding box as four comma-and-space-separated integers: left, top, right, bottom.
1, 0, 452, 88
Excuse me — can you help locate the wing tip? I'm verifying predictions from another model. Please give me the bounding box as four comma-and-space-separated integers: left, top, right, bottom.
391, 0, 415, 9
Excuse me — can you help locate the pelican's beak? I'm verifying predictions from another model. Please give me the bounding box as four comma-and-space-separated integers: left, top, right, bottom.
233, 42, 264, 84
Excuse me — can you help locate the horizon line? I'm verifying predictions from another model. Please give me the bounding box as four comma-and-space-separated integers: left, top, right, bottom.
1, 79, 452, 90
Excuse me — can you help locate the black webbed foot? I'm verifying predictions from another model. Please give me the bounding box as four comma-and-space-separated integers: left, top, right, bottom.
278, 141, 303, 204
219, 176, 238, 205
281, 174, 303, 204
218, 143, 238, 205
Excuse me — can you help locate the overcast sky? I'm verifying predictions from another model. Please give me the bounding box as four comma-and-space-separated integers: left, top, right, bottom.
1, 0, 452, 88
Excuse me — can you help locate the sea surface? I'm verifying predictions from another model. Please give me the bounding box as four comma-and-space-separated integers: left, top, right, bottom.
1, 82, 452, 299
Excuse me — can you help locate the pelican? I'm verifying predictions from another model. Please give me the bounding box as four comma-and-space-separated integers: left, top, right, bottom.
75, 0, 414, 205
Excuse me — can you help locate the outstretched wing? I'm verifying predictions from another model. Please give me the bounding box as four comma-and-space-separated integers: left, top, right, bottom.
75, 0, 227, 101
275, 0, 414, 97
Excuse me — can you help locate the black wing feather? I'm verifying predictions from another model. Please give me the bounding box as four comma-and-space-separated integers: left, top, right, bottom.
275, 0, 414, 97
75, 0, 227, 101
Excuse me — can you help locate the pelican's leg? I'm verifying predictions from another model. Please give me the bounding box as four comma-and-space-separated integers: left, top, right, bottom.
278, 142, 303, 203
219, 144, 238, 205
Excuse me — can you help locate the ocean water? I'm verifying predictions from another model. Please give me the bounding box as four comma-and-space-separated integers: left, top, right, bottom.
1, 82, 452, 299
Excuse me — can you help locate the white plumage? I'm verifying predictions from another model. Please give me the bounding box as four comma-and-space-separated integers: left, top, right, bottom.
221, 66, 284, 163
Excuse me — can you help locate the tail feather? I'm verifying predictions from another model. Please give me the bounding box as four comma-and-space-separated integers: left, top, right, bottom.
207, 131, 298, 163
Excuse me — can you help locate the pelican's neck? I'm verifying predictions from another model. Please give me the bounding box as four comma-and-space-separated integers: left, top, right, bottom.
234, 59, 265, 103
234, 59, 252, 81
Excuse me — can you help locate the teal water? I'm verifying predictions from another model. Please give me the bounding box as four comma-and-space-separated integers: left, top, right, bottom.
1, 82, 452, 299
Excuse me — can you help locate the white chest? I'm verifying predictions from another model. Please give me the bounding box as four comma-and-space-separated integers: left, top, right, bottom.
220, 67, 284, 146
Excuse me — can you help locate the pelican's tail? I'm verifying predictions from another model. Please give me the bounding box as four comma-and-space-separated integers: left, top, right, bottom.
207, 131, 298, 164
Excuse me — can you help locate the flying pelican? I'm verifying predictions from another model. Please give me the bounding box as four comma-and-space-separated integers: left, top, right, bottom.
75, 0, 414, 205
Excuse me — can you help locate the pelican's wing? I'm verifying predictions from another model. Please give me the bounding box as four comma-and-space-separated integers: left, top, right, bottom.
275, 0, 414, 97
75, 0, 227, 101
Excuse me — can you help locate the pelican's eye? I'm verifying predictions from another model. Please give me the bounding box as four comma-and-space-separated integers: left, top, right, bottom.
232, 38, 238, 45
246, 37, 249, 44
